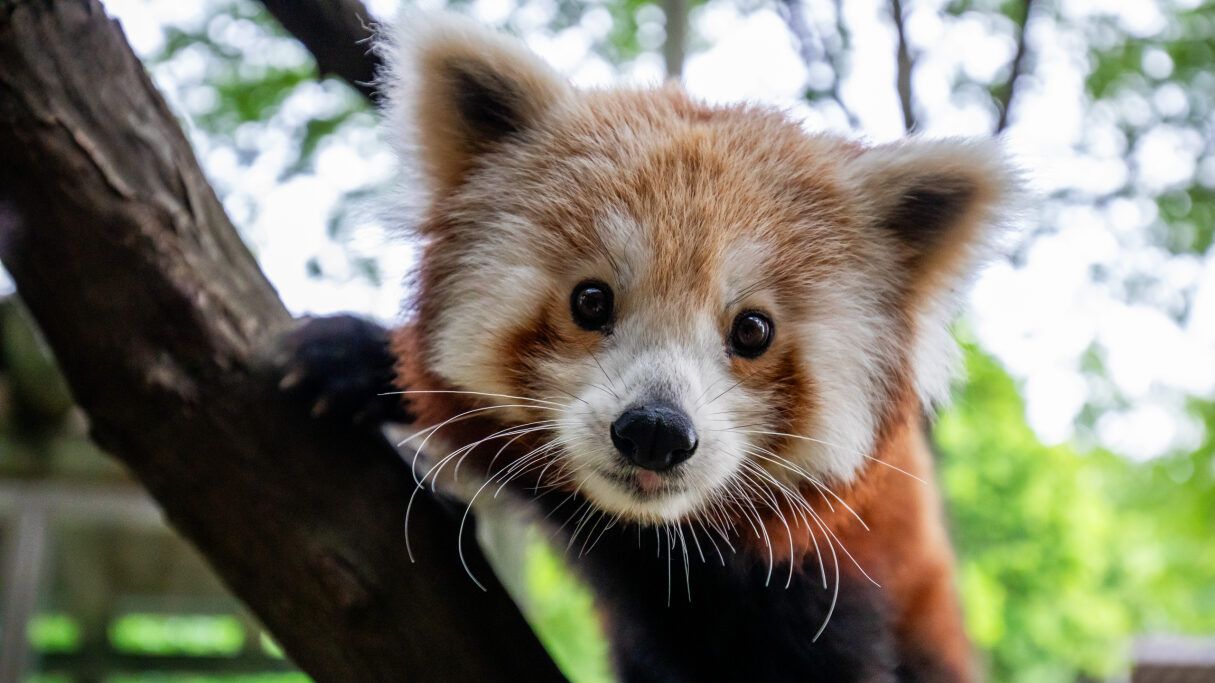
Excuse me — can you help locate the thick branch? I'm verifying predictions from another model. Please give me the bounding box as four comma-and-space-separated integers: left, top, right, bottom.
0, 2, 563, 680
889, 0, 916, 133
994, 0, 1036, 134
257, 0, 382, 101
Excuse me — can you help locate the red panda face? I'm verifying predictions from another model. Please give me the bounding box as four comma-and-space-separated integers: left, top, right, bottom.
382, 15, 1012, 525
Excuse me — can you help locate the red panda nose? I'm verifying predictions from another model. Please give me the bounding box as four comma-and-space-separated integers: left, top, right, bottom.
609, 402, 698, 472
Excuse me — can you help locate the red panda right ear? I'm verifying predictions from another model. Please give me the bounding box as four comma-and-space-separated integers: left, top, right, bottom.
843, 138, 1014, 298
380, 14, 572, 195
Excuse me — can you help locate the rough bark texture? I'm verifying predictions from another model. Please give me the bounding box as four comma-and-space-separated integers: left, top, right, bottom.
0, 1, 565, 680
258, 0, 382, 101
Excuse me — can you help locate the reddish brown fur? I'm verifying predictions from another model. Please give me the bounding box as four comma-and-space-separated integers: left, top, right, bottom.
385, 17, 1010, 680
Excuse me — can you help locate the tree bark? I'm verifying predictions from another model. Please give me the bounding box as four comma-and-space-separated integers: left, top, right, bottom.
257, 0, 382, 102
0, 1, 565, 680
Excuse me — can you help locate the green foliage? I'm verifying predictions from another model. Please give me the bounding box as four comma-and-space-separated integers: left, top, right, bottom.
524, 538, 614, 683
109, 614, 246, 656
938, 346, 1215, 682
27, 613, 82, 654
151, 0, 369, 181
1081, 1, 1215, 270
30, 671, 307, 683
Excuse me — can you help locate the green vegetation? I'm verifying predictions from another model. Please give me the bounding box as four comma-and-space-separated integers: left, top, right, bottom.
102, 670, 308, 675
940, 346, 1215, 682
27, 614, 82, 654
524, 535, 614, 683
109, 614, 246, 657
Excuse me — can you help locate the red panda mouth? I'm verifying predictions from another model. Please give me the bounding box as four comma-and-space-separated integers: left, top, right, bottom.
596, 466, 680, 498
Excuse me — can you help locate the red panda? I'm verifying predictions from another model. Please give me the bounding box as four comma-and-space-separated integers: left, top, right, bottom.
332, 12, 1013, 682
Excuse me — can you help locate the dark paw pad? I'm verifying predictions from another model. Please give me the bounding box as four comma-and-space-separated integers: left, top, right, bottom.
273, 315, 412, 425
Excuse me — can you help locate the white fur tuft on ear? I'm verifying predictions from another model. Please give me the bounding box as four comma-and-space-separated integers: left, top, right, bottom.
376, 11, 571, 214
846, 138, 1020, 411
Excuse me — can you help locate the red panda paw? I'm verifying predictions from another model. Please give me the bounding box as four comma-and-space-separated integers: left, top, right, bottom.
270, 315, 413, 426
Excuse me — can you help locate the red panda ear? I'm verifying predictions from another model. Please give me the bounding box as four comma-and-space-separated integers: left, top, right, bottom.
846, 138, 1015, 295
381, 14, 571, 194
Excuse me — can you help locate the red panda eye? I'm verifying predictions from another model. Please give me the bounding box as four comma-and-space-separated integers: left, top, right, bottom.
571, 281, 614, 331
730, 311, 773, 358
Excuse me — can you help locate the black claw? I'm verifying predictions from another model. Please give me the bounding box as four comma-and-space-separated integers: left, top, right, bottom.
272, 314, 412, 426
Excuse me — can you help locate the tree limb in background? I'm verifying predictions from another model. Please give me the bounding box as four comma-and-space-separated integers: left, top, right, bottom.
661, 0, 689, 80
994, 0, 1037, 134
257, 0, 383, 102
779, 0, 860, 129
889, 0, 917, 133
0, 1, 564, 680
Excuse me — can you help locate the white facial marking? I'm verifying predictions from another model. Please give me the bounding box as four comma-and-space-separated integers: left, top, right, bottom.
558, 310, 749, 523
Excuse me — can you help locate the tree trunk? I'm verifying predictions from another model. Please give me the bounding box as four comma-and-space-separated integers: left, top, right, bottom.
0, 1, 565, 680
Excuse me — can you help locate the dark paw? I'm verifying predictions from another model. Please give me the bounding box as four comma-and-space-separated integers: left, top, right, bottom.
272, 314, 413, 425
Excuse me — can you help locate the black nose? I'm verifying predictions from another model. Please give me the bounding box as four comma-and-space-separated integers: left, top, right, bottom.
610, 402, 698, 471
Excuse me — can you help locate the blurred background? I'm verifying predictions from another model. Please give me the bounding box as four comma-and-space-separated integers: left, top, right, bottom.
1, 0, 1213, 681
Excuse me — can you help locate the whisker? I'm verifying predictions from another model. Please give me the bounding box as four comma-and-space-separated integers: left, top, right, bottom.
400, 403, 564, 481
382, 389, 570, 408
694, 517, 727, 565
403, 422, 562, 561
743, 463, 797, 582
743, 444, 873, 531
550, 495, 594, 542
742, 456, 816, 528
454, 445, 573, 590
677, 525, 692, 602
732, 429, 927, 484
544, 386, 590, 407
809, 512, 840, 642
584, 345, 620, 399
541, 487, 583, 524
424, 420, 565, 490
700, 365, 764, 409
743, 447, 849, 528
686, 518, 707, 564
567, 507, 601, 556
583, 512, 620, 556
462, 422, 567, 485
665, 524, 673, 606
740, 454, 827, 588
494, 440, 572, 497
733, 471, 775, 586
803, 503, 881, 589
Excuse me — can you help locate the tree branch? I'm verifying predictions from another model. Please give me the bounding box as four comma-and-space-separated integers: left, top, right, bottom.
994, 0, 1037, 134
889, 0, 916, 133
0, 1, 564, 680
661, 0, 688, 80
779, 0, 860, 129
256, 0, 382, 102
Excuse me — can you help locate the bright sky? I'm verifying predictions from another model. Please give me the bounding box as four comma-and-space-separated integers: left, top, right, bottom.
5, 0, 1210, 460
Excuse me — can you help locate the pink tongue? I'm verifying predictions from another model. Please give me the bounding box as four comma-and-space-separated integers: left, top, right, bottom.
635, 470, 663, 493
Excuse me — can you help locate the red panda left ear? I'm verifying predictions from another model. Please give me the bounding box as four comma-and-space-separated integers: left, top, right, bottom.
845, 138, 1015, 295
379, 13, 572, 197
